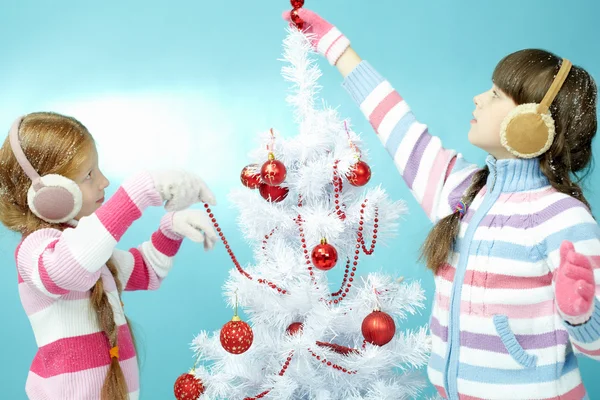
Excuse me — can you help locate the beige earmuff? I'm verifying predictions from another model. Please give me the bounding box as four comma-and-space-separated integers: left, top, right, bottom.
499, 58, 572, 159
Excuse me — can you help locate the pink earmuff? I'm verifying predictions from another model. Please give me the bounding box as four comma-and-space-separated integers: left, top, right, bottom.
8, 116, 82, 223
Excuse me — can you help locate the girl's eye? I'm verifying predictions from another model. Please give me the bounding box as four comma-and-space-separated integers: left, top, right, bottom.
85, 172, 92, 180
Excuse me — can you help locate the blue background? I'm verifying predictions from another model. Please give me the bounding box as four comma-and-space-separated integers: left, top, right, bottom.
1, 0, 599, 398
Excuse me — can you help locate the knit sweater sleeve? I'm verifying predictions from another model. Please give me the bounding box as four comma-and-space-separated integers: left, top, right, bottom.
15, 172, 163, 297
342, 61, 479, 223
110, 212, 184, 291
542, 199, 600, 360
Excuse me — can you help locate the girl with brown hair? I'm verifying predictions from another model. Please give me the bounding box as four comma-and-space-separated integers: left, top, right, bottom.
284, 9, 599, 400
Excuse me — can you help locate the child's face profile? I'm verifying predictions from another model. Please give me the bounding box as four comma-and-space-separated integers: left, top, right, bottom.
468, 84, 518, 159
74, 145, 110, 220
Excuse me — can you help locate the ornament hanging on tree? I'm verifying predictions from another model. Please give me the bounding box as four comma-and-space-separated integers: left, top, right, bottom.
347, 160, 372, 187
240, 164, 262, 189
220, 291, 254, 354
289, 0, 305, 29
361, 308, 396, 346
261, 153, 287, 186
259, 182, 289, 202
261, 128, 287, 186
286, 322, 304, 336
174, 372, 205, 400
311, 238, 338, 271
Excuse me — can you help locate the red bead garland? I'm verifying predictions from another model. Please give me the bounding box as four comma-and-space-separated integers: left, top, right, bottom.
332, 160, 346, 220
261, 228, 277, 256
243, 352, 295, 400
203, 204, 288, 295
327, 196, 379, 305
294, 195, 321, 290
307, 348, 357, 375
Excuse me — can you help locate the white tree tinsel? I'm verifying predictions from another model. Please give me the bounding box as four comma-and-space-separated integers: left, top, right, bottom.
188, 28, 430, 400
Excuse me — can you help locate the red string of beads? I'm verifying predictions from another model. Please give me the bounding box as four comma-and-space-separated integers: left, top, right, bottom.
359, 206, 378, 255
307, 348, 357, 375
203, 204, 288, 294
243, 351, 295, 400
294, 195, 322, 291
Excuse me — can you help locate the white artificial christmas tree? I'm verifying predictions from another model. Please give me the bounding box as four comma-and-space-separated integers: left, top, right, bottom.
175, 27, 431, 400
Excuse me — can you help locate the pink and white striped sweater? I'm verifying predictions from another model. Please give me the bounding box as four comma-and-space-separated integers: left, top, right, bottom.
342, 61, 600, 399
14, 171, 184, 400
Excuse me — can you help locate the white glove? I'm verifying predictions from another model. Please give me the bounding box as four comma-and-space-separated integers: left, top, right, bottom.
150, 170, 216, 211
169, 209, 218, 251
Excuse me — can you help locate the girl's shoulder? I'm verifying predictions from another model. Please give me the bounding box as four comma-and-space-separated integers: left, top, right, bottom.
16, 227, 63, 261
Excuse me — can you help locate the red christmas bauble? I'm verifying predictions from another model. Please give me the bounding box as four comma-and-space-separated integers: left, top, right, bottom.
260, 156, 287, 186
220, 316, 254, 354
240, 164, 262, 189
259, 183, 289, 202
174, 373, 205, 400
311, 240, 338, 271
290, 0, 304, 8
290, 9, 304, 29
346, 160, 371, 187
286, 322, 304, 336
361, 310, 396, 346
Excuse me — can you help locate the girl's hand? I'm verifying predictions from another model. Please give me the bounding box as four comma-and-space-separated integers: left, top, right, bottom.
150, 170, 216, 211
168, 209, 218, 251
555, 240, 596, 325
282, 8, 350, 66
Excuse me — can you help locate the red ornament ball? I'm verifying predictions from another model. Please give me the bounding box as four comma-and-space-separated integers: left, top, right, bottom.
259, 183, 289, 203
290, 0, 304, 8
174, 373, 205, 400
290, 9, 304, 29
361, 310, 396, 346
286, 322, 304, 336
311, 240, 338, 271
240, 164, 262, 189
346, 160, 372, 187
260, 156, 287, 186
220, 316, 254, 354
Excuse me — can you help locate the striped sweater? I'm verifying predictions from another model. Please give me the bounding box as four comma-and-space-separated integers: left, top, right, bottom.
342, 61, 600, 400
14, 172, 184, 400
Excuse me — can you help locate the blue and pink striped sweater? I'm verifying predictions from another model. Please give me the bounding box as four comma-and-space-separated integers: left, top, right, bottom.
343, 61, 600, 399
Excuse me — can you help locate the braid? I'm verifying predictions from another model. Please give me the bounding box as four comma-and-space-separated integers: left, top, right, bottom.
91, 259, 130, 400
420, 167, 490, 274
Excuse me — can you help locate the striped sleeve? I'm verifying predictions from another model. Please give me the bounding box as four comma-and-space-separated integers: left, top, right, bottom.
542, 200, 600, 359
15, 172, 163, 297
342, 61, 479, 222
111, 212, 184, 291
